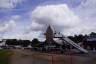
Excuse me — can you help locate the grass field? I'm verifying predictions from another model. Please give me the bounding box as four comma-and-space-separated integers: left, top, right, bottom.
0, 49, 13, 64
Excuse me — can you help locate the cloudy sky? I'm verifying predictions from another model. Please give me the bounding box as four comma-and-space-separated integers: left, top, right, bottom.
0, 0, 96, 40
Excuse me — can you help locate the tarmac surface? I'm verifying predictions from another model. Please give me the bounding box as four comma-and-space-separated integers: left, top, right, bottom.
11, 49, 96, 64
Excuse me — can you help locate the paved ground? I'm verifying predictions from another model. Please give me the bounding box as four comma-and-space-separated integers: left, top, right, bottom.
11, 49, 96, 64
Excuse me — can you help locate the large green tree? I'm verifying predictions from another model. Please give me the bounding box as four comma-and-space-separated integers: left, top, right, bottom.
68, 34, 85, 43
6, 39, 18, 45
31, 38, 40, 47
90, 32, 96, 37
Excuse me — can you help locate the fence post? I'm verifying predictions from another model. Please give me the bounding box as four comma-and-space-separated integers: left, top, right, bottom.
70, 54, 72, 64
51, 55, 55, 64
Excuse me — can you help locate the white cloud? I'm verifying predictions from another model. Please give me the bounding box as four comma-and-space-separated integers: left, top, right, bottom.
0, 19, 16, 40
0, 20, 16, 33
24, 31, 43, 41
32, 4, 80, 26
30, 4, 81, 37
71, 0, 96, 35
29, 21, 44, 31
0, 0, 24, 8
3, 31, 44, 41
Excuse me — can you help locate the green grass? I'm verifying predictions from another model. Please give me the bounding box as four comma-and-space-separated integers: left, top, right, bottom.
0, 49, 13, 64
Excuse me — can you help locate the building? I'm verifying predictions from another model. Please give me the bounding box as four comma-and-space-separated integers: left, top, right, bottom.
83, 36, 96, 50
45, 25, 54, 43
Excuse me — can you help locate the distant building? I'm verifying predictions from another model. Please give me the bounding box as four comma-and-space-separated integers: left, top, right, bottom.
83, 36, 96, 50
